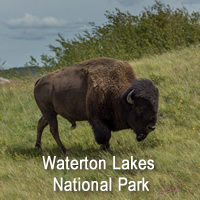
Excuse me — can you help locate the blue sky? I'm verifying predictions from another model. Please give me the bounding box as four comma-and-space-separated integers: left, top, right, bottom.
0, 0, 199, 68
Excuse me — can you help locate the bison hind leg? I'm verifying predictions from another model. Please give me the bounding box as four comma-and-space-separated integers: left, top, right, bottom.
47, 113, 67, 154
37, 104, 67, 154
35, 116, 48, 150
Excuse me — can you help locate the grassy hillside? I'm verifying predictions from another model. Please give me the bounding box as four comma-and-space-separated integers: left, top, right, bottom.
0, 46, 200, 200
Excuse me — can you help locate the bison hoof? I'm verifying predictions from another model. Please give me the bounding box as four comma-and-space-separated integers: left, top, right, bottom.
35, 143, 44, 151
62, 148, 68, 155
100, 144, 110, 151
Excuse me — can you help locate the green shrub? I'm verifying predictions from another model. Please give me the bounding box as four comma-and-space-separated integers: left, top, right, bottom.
30, 1, 200, 69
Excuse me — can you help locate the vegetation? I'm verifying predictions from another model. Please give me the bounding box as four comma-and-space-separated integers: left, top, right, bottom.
0, 59, 6, 69
27, 1, 200, 69
0, 66, 48, 79
0, 46, 199, 199
1, 1, 200, 78
0, 1, 200, 199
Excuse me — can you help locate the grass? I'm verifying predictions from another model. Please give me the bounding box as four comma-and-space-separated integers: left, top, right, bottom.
0, 46, 200, 199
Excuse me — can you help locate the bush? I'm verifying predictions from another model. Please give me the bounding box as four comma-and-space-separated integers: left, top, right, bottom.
30, 1, 200, 69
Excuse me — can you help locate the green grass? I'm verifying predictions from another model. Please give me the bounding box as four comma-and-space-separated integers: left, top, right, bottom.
0, 46, 200, 200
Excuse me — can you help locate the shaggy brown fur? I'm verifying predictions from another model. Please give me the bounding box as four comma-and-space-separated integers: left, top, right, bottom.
34, 57, 158, 153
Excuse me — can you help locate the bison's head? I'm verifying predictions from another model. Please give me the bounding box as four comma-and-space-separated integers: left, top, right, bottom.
122, 79, 159, 142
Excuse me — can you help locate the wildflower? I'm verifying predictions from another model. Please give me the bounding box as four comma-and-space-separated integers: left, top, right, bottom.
192, 128, 195, 130
179, 99, 183, 103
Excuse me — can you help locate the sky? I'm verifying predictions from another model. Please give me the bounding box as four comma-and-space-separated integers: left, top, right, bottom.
0, 0, 200, 69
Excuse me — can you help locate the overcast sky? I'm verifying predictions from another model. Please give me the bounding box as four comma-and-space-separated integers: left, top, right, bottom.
0, 0, 199, 69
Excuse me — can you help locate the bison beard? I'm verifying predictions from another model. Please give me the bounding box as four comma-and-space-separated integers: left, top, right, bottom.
34, 57, 159, 154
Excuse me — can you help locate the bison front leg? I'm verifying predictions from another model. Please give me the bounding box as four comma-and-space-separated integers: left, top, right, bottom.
90, 119, 111, 151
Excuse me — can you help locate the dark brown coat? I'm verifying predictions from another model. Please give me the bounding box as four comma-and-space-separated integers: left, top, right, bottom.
34, 57, 159, 153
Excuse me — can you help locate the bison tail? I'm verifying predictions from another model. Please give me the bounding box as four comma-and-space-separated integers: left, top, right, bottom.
70, 122, 77, 130
34, 78, 41, 87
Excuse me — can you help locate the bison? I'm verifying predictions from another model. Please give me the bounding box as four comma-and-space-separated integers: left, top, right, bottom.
34, 57, 159, 154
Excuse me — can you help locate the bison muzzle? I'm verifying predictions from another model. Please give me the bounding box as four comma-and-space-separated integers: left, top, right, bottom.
34, 57, 159, 154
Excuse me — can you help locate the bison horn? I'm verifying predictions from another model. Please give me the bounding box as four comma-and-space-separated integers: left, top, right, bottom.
127, 89, 134, 104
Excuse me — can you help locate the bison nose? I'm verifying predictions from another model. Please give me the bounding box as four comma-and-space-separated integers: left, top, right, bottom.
148, 126, 156, 131
136, 134, 147, 142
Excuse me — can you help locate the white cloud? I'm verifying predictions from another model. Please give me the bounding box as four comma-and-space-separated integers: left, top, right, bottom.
4, 14, 89, 40
7, 13, 67, 28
